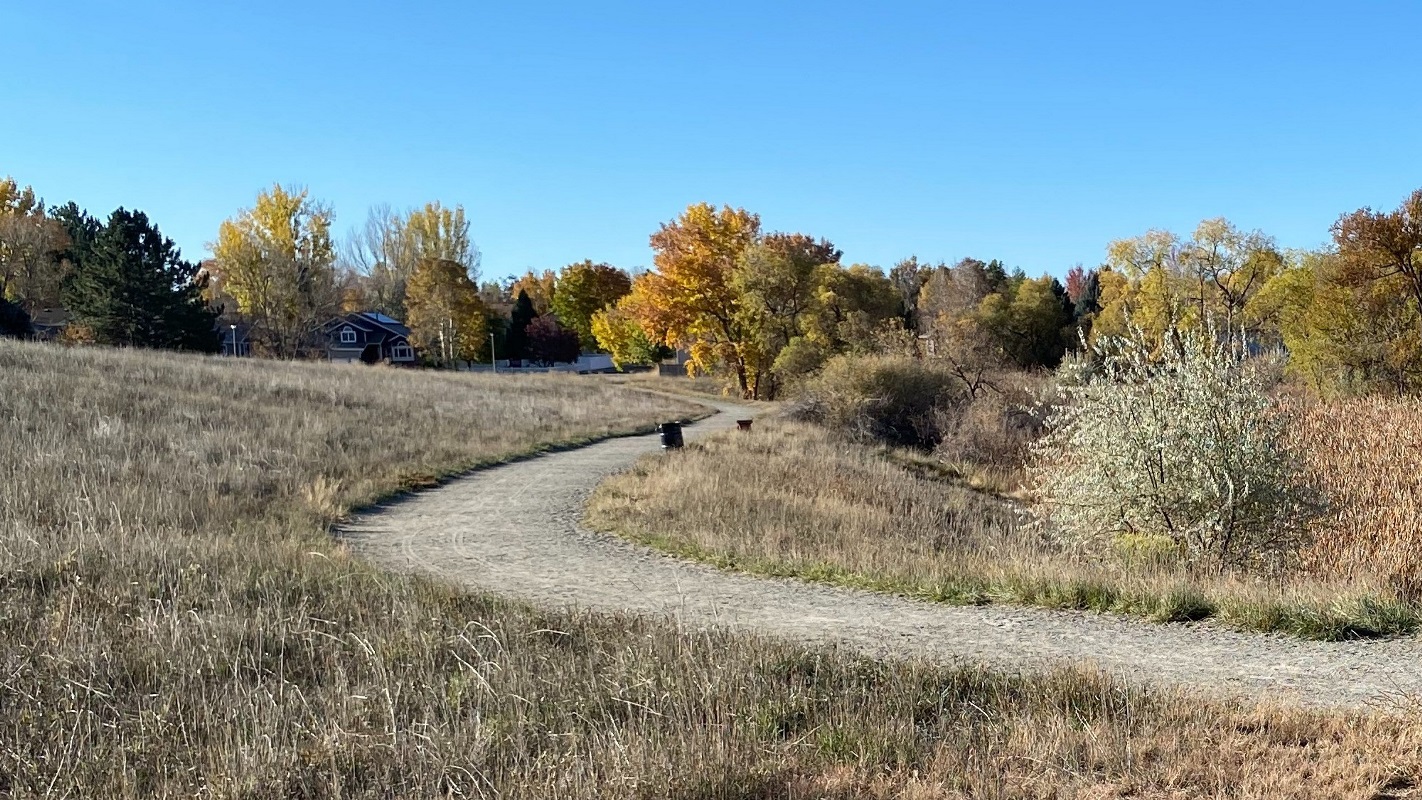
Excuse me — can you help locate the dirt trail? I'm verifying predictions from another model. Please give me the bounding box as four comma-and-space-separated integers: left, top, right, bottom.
341, 398, 1422, 708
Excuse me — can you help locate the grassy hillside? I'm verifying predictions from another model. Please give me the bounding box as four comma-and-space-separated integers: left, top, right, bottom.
0, 341, 696, 795
3, 340, 1418, 798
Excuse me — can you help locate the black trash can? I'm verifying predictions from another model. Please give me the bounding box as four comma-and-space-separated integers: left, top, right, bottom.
659, 421, 684, 449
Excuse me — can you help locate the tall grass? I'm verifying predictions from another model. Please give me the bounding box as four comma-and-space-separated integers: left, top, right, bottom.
1293, 396, 1422, 592
4, 340, 1418, 797
589, 418, 1418, 639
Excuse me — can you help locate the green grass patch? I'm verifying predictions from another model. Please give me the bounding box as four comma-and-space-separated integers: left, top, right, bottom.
620, 521, 1419, 639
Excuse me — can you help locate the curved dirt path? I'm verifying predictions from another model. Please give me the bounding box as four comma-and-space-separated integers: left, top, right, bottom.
341, 398, 1422, 709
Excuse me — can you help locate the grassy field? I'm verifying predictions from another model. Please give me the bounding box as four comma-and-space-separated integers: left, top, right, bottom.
589, 416, 1420, 640
0, 340, 694, 795
6, 340, 1421, 797
603, 370, 769, 403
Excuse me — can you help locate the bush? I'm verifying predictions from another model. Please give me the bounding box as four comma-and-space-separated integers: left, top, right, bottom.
1029, 327, 1314, 571
793, 354, 962, 448
0, 297, 30, 338
933, 373, 1049, 485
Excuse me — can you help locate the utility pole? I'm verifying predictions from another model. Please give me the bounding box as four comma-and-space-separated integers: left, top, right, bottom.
490, 332, 497, 373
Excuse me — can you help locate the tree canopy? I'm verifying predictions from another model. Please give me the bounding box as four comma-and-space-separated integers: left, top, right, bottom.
550, 260, 631, 351
624, 203, 763, 394
62, 207, 218, 351
405, 257, 488, 366
0, 177, 68, 310
211, 185, 339, 357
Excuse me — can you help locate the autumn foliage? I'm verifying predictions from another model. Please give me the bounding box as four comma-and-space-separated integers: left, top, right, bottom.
604, 203, 912, 398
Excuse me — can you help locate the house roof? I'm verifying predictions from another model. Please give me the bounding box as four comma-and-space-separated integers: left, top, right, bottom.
323, 312, 413, 347
357, 312, 410, 336
325, 312, 409, 335
30, 308, 69, 327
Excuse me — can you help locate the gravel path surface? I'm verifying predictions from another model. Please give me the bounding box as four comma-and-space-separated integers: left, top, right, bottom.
341, 399, 1422, 709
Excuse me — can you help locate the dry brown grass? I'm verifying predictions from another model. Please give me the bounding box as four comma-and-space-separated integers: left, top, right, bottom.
6, 339, 1421, 798
590, 418, 1417, 638
1293, 396, 1422, 592
604, 370, 779, 405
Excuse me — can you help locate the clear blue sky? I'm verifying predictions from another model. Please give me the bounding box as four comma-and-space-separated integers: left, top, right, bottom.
5, 2, 1421, 282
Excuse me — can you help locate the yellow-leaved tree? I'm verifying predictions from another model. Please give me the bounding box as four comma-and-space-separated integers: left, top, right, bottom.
405, 202, 478, 275
591, 300, 659, 368
211, 185, 338, 357
1093, 219, 1280, 347
551, 260, 632, 350
404, 257, 488, 367
342, 201, 477, 321
1253, 250, 1422, 395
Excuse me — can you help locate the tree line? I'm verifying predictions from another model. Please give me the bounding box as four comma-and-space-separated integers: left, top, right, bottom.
6, 171, 1422, 396
0, 178, 218, 349
0, 178, 630, 365
207, 186, 625, 365
600, 190, 1422, 400
590, 202, 1080, 398
1071, 190, 1422, 396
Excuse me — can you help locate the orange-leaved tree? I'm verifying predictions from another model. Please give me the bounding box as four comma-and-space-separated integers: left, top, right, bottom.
1333, 188, 1422, 341
625, 203, 762, 397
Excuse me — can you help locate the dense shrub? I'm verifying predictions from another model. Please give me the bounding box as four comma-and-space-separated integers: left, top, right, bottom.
1029, 327, 1315, 571
793, 354, 962, 448
0, 297, 30, 338
933, 373, 1050, 483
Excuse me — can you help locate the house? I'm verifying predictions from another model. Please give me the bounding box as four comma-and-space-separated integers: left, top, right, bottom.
29, 308, 70, 342
218, 321, 252, 357
321, 312, 417, 364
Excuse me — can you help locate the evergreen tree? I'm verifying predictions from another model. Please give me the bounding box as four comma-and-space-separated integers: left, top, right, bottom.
50, 202, 101, 268
504, 288, 537, 360
62, 208, 219, 351
1070, 268, 1102, 345
984, 259, 1010, 293
1074, 269, 1102, 321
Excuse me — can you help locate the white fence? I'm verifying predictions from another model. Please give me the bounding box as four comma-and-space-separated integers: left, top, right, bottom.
464, 354, 616, 374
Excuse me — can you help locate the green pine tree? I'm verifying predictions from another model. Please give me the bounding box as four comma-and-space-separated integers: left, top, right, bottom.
50, 201, 102, 268
62, 208, 219, 351
505, 288, 537, 360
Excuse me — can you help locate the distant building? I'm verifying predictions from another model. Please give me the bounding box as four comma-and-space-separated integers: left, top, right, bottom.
657, 348, 691, 377
29, 308, 70, 342
321, 312, 416, 364
219, 321, 252, 357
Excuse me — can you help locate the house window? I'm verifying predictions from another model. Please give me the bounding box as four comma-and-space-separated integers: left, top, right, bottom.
340, 326, 356, 344
392, 344, 413, 360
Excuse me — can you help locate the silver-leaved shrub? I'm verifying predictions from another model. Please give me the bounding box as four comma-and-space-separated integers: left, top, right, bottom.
1029, 326, 1313, 571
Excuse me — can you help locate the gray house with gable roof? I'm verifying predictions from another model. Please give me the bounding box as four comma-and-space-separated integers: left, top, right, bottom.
320, 312, 417, 364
